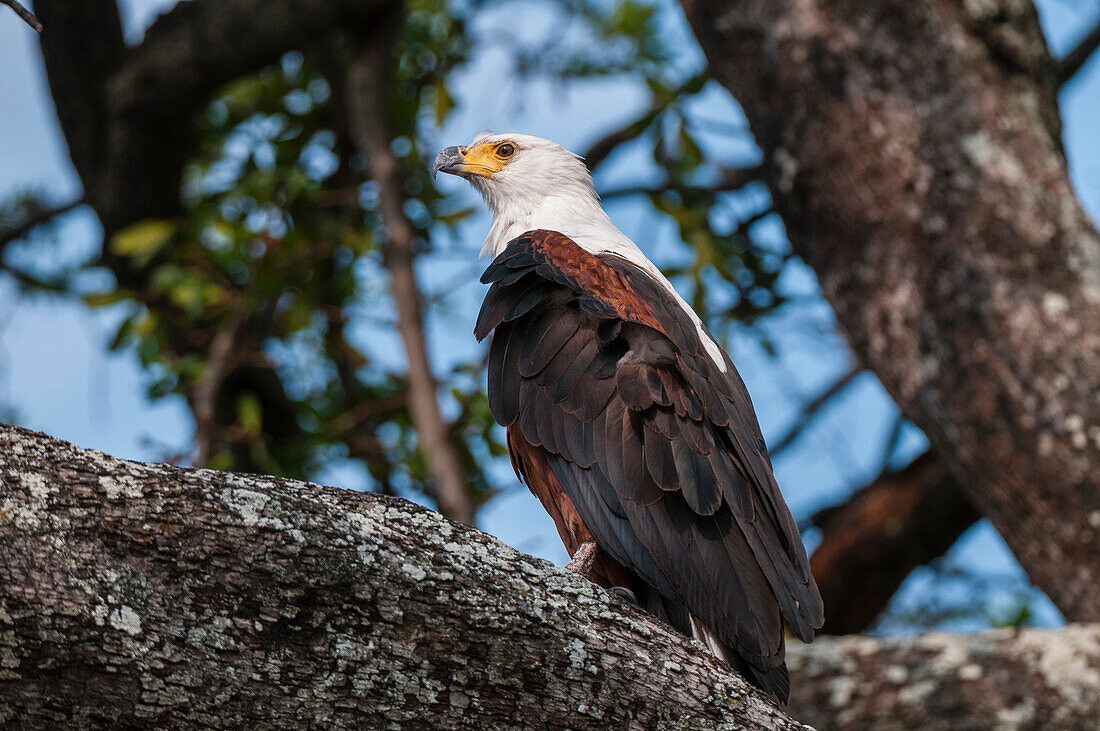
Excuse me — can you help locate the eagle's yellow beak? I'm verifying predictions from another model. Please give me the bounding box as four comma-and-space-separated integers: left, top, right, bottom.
432, 142, 512, 180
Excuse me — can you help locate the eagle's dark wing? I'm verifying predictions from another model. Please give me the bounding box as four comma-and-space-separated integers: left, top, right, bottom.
475, 229, 823, 700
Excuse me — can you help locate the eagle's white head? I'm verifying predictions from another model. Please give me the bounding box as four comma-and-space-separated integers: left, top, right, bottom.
433, 132, 729, 371
433, 132, 637, 261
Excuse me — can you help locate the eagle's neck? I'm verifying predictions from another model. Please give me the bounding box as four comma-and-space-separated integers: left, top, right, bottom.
476, 182, 647, 268
474, 181, 729, 372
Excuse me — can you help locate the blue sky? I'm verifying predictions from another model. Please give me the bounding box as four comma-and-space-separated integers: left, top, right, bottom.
2, 0, 1098, 630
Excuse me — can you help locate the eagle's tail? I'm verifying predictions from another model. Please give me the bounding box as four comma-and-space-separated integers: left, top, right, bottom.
632, 585, 789, 703
689, 615, 790, 704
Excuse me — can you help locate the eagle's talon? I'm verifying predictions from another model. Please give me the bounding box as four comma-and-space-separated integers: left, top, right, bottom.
608, 586, 637, 605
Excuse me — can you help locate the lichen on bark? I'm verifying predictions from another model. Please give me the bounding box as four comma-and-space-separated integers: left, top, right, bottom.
0, 424, 804, 730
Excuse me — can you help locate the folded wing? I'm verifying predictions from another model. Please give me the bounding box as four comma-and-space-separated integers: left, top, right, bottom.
476, 229, 824, 699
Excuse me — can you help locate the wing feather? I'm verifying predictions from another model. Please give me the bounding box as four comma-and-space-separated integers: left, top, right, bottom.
479, 230, 823, 700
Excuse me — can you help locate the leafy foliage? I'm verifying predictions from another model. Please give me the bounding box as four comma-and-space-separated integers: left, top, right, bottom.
8, 0, 792, 515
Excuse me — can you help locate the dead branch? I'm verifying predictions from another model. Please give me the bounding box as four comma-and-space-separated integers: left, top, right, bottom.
1, 0, 41, 32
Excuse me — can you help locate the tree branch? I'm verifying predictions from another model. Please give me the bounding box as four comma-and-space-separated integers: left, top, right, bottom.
0, 198, 83, 249
346, 30, 476, 525
769, 367, 861, 458
582, 73, 706, 172
34, 0, 127, 202
786, 624, 1100, 730
37, 0, 395, 236
191, 310, 247, 466
0, 0, 41, 32
1058, 18, 1100, 86
599, 165, 763, 201
809, 451, 980, 634
0, 423, 803, 728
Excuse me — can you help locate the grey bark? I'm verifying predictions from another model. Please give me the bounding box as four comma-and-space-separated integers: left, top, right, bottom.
0, 424, 802, 729
681, 0, 1100, 619
786, 625, 1100, 730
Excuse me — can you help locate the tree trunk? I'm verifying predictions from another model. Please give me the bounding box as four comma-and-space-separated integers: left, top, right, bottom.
0, 424, 799, 729
681, 0, 1100, 620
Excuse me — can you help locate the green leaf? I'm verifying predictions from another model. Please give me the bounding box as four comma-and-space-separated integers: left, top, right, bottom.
83, 290, 131, 307
110, 219, 177, 258
168, 278, 205, 317
433, 82, 455, 126
237, 392, 263, 434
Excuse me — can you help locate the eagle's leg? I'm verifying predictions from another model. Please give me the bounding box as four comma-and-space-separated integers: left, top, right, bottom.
565, 542, 638, 606
565, 541, 599, 577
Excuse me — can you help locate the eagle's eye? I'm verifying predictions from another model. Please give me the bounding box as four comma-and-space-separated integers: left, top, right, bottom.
496, 143, 515, 158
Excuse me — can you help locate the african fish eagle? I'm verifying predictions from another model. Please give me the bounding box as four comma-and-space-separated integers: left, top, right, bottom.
433, 133, 823, 702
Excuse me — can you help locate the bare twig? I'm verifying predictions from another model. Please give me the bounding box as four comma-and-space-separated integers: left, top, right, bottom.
734, 204, 775, 234
769, 366, 861, 457
877, 412, 906, 473
0, 263, 68, 293
0, 199, 82, 248
599, 165, 763, 201
582, 73, 706, 172
1059, 18, 1100, 86
192, 311, 247, 466
347, 27, 475, 525
1, 0, 42, 33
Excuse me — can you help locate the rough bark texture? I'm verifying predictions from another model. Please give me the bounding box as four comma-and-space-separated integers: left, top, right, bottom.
811, 452, 979, 635
682, 0, 1100, 619
786, 625, 1100, 730
0, 424, 802, 729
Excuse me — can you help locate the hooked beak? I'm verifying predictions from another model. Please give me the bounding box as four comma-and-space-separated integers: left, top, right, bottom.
432, 146, 468, 179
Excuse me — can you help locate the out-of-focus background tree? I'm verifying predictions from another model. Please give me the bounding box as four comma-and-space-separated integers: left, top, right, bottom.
1, 0, 1098, 647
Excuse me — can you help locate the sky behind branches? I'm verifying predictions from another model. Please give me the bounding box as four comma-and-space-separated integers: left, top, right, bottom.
2, 0, 1099, 632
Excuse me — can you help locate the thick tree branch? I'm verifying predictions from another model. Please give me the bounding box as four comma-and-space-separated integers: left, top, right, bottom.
0, 424, 802, 728
6, 423, 1099, 729
37, 0, 394, 236
786, 625, 1100, 730
682, 0, 1100, 620
810, 452, 980, 635
1058, 18, 1100, 86
1, 0, 41, 32
35, 0, 127, 200
346, 31, 475, 525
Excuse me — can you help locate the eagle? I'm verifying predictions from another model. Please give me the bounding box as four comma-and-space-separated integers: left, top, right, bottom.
433, 133, 823, 702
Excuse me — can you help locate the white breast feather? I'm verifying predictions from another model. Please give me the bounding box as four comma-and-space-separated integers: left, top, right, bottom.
467, 132, 728, 372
